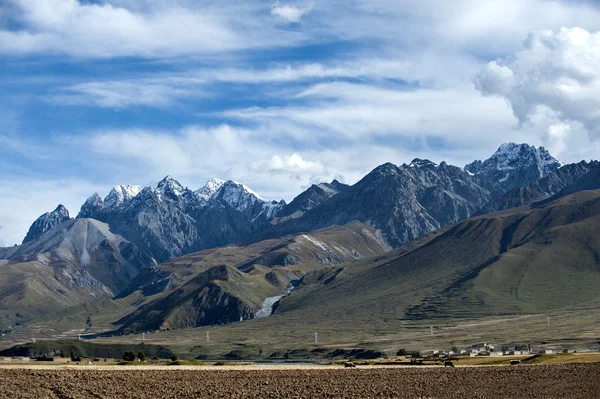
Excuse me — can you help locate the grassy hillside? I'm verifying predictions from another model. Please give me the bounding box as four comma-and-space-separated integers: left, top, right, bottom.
98, 223, 385, 333
91, 190, 600, 357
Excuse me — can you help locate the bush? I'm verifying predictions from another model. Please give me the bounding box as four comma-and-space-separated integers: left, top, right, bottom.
123, 351, 135, 362
396, 349, 407, 356
138, 352, 146, 361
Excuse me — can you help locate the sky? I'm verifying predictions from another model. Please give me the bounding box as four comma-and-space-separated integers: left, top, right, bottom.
2, 0, 600, 245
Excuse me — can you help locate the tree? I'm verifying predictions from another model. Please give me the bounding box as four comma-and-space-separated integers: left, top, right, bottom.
170, 355, 178, 361
396, 349, 407, 356
123, 351, 135, 362
138, 352, 146, 361
451, 346, 459, 354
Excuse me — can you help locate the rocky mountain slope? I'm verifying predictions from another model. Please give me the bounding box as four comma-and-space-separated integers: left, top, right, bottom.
274, 180, 349, 221
0, 218, 154, 329
465, 143, 562, 196
22, 205, 71, 244
1, 218, 152, 294
78, 176, 285, 263
261, 159, 492, 248
479, 160, 599, 214
14, 142, 568, 265
551, 164, 600, 198
113, 223, 385, 333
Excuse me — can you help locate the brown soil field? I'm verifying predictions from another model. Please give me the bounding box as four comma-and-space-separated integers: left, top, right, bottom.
1, 364, 599, 398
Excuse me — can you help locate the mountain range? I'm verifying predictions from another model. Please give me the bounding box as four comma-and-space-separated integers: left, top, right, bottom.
1, 142, 599, 337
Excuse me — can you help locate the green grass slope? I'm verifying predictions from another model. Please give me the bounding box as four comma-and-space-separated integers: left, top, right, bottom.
277, 190, 600, 322
112, 223, 386, 333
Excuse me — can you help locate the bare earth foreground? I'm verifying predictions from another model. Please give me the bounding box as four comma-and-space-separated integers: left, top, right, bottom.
1, 364, 600, 398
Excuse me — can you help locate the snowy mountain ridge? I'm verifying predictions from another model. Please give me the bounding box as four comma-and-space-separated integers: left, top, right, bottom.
25, 142, 573, 264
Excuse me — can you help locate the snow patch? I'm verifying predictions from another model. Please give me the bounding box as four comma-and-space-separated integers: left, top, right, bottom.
196, 178, 226, 202
104, 185, 141, 209
301, 234, 329, 251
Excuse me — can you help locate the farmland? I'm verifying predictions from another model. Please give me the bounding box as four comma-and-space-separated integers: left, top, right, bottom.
1, 364, 599, 398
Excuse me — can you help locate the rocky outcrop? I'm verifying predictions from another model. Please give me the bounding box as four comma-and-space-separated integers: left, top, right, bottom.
263, 160, 492, 248
22, 205, 71, 244
275, 180, 349, 221
8, 218, 152, 293
465, 142, 562, 196
77, 176, 286, 263
479, 161, 599, 214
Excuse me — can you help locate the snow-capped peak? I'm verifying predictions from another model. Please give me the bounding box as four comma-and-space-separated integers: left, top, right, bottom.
157, 175, 184, 197
104, 184, 142, 209
22, 204, 71, 244
216, 180, 265, 211
83, 192, 104, 207
464, 142, 562, 190
196, 178, 226, 201
409, 158, 438, 169
485, 143, 561, 176
52, 204, 70, 218
229, 181, 265, 201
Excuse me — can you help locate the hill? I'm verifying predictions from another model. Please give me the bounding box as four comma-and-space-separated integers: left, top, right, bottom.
275, 190, 600, 323
112, 223, 386, 333
0, 218, 152, 329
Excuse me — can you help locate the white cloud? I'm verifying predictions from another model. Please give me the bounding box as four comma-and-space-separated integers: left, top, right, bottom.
223, 81, 518, 146
250, 153, 325, 175
475, 27, 600, 141
0, 0, 298, 58
55, 80, 203, 108
271, 1, 312, 23
86, 125, 336, 200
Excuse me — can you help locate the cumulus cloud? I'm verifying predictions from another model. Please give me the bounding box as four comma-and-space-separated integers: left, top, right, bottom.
250, 153, 325, 175
475, 27, 600, 141
271, 1, 312, 23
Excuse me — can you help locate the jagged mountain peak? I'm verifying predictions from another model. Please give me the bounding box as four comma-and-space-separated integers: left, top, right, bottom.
156, 175, 185, 197
215, 180, 265, 210
371, 162, 400, 177
465, 142, 562, 194
84, 192, 103, 205
105, 184, 142, 209
466, 143, 562, 176
22, 204, 71, 244
196, 178, 226, 201
52, 204, 70, 218
408, 158, 438, 169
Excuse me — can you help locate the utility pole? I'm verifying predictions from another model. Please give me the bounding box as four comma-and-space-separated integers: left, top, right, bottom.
547, 317, 550, 328
314, 332, 318, 345
430, 326, 433, 336
206, 331, 210, 342
142, 332, 145, 342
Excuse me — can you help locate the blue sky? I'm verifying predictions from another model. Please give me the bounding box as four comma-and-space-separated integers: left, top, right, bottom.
2, 0, 600, 245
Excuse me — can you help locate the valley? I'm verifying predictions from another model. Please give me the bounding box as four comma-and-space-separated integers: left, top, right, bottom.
0, 143, 599, 361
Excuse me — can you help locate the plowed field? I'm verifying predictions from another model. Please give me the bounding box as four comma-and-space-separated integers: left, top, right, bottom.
1, 364, 599, 398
